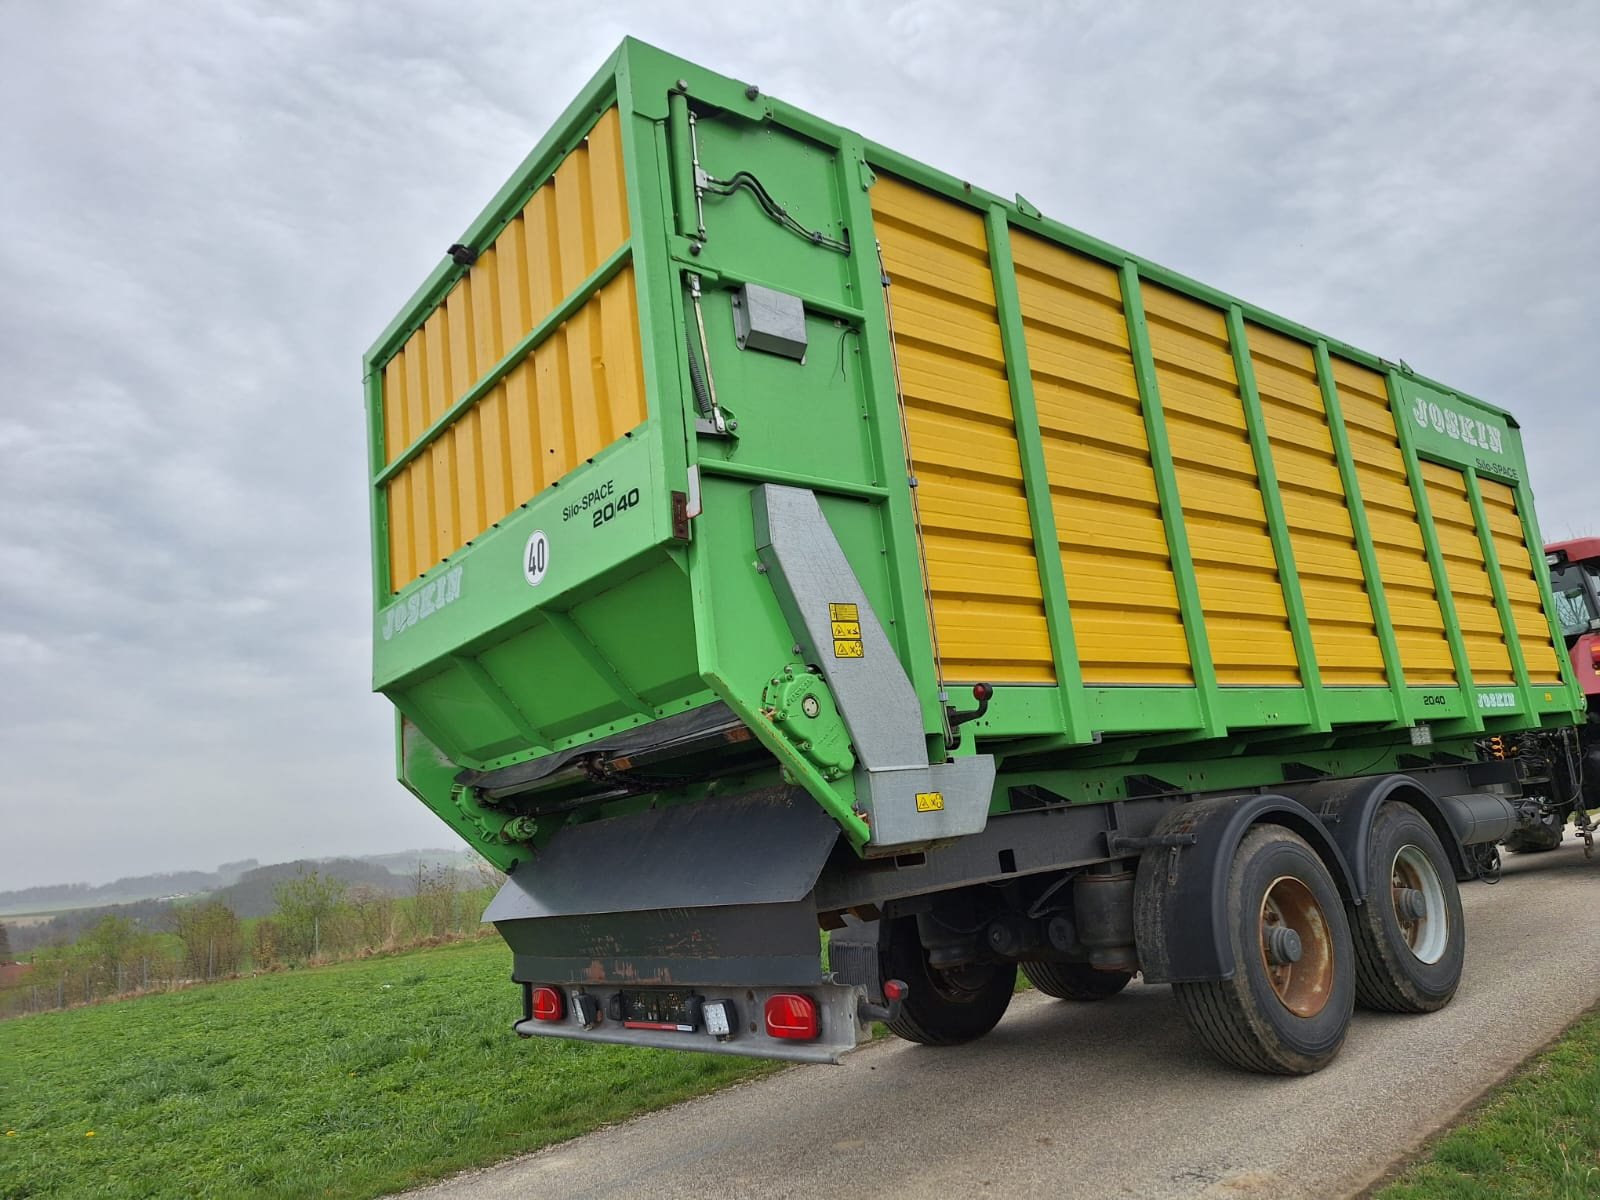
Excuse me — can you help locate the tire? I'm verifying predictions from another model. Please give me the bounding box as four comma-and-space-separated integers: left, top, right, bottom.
1021, 959, 1133, 1001
1349, 802, 1465, 1013
881, 917, 1016, 1046
1503, 813, 1565, 854
1172, 825, 1354, 1075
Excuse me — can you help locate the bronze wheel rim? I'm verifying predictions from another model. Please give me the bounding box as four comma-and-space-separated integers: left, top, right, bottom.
1258, 874, 1334, 1018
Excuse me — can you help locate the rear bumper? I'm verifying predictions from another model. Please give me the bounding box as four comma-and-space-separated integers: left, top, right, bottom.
486, 784, 863, 1061
512, 980, 869, 1064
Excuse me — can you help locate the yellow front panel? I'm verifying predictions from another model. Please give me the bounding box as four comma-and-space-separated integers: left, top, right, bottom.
1142, 286, 1297, 685
1012, 232, 1191, 685
1246, 326, 1387, 686
1479, 479, 1567, 684
381, 108, 643, 592
1331, 360, 1457, 685
1421, 463, 1515, 683
872, 177, 1055, 684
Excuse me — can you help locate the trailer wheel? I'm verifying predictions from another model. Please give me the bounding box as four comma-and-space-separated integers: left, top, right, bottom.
1350, 802, 1465, 1013
881, 918, 1016, 1046
1172, 824, 1354, 1075
1021, 960, 1133, 1001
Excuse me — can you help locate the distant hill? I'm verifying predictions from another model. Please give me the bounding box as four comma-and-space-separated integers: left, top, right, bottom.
0, 850, 476, 918
0, 862, 259, 917
213, 859, 408, 919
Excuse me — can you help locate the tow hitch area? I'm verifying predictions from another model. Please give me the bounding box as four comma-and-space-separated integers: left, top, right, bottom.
515, 980, 877, 1064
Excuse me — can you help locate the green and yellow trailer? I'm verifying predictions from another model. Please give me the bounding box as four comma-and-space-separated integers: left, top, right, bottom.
364, 39, 1587, 1074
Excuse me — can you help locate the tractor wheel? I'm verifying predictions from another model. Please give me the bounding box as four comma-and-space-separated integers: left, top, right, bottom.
1349, 803, 1465, 1013
1021, 959, 1133, 1001
1172, 825, 1354, 1075
881, 917, 1015, 1046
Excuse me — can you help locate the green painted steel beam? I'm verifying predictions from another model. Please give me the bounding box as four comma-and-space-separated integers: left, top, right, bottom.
836, 133, 946, 741
448, 654, 553, 751
1227, 305, 1327, 733
1463, 469, 1539, 719
373, 242, 634, 487
363, 366, 391, 606
1387, 370, 1483, 732
1120, 262, 1222, 738
696, 459, 890, 501
985, 205, 1091, 745
542, 610, 653, 717
1313, 341, 1408, 723
1513, 478, 1588, 708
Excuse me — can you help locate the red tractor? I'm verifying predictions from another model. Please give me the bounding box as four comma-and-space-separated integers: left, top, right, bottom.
1498, 538, 1600, 855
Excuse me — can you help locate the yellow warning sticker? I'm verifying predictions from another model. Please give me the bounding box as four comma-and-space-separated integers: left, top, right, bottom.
829, 602, 863, 658
915, 791, 945, 813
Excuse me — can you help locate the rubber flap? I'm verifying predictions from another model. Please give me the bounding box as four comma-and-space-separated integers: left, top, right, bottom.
483, 784, 840, 922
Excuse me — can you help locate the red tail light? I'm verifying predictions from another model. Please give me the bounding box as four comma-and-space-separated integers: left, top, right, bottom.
764, 993, 819, 1040
532, 986, 565, 1022
1588, 640, 1600, 671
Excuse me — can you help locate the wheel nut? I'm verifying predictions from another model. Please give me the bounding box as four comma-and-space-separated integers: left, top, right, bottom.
1396, 888, 1428, 921
1265, 925, 1303, 965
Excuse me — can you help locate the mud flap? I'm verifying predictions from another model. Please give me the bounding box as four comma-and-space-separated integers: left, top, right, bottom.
485, 785, 840, 988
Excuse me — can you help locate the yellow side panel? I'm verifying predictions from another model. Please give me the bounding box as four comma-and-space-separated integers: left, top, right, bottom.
1479, 479, 1567, 684
380, 107, 641, 592
1142, 286, 1297, 685
872, 177, 1055, 684
1246, 326, 1387, 686
1331, 360, 1457, 685
1012, 232, 1192, 686
1421, 463, 1515, 683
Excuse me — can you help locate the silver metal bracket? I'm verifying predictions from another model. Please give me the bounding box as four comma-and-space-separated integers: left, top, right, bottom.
752, 484, 994, 850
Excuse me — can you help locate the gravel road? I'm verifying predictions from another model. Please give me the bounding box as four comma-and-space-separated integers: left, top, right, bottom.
404, 834, 1599, 1200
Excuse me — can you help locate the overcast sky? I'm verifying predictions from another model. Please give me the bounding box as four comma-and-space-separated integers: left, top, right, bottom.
2, 1, 1596, 891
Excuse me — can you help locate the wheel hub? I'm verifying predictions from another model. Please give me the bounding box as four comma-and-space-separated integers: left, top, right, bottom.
1264, 925, 1303, 966
1390, 845, 1449, 964
1258, 874, 1334, 1018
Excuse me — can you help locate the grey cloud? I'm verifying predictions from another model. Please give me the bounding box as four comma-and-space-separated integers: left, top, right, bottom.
2, 0, 1595, 889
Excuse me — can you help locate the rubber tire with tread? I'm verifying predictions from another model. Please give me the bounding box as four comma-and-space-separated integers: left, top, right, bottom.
1172, 824, 1355, 1075
881, 917, 1016, 1046
1349, 802, 1465, 1013
1021, 959, 1133, 1001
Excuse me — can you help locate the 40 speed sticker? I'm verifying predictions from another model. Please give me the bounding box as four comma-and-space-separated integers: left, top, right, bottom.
523, 530, 550, 587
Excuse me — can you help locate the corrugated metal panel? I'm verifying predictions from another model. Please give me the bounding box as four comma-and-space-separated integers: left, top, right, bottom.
1479, 477, 1567, 684
1011, 232, 1191, 686
1421, 462, 1515, 683
1142, 286, 1297, 685
1246, 325, 1387, 686
872, 176, 1056, 685
382, 107, 643, 592
1331, 360, 1457, 685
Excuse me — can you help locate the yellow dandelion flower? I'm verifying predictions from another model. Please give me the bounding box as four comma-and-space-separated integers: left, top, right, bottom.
85, 1131, 96, 1138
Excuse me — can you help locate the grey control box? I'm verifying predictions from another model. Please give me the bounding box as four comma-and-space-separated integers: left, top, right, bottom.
732, 283, 807, 361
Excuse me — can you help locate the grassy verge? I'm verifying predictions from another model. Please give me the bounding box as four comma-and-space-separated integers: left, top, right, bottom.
1375, 1006, 1600, 1200
0, 939, 778, 1199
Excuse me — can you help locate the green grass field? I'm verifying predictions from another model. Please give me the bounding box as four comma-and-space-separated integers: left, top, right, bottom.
1377, 1006, 1600, 1200
0, 938, 777, 1199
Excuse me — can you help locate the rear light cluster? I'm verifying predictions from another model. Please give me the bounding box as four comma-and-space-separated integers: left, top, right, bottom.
523, 985, 823, 1042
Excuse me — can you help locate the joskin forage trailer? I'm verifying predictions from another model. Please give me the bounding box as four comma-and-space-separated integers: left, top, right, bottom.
364, 40, 1586, 1074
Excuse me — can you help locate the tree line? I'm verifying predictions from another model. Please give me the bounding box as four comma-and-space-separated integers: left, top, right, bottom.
0, 861, 499, 1019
